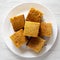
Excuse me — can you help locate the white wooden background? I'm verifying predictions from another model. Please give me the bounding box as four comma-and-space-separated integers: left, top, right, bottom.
0, 0, 60, 60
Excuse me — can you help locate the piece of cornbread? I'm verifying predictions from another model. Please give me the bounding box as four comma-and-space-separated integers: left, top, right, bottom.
24, 21, 40, 37
10, 14, 25, 31
10, 29, 27, 48
26, 8, 43, 22
39, 22, 52, 37
27, 37, 46, 53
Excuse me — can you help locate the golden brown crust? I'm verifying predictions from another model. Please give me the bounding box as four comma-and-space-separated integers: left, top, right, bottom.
10, 14, 25, 31
39, 22, 52, 37
26, 8, 43, 22
27, 37, 46, 53
24, 21, 40, 37
10, 29, 27, 48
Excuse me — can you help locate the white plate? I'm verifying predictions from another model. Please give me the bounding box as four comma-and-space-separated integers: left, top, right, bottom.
1, 3, 58, 58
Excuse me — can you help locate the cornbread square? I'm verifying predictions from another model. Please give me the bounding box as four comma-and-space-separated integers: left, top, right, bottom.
27, 37, 46, 53
10, 14, 25, 31
10, 29, 27, 48
39, 22, 52, 37
24, 21, 40, 37
26, 8, 43, 22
